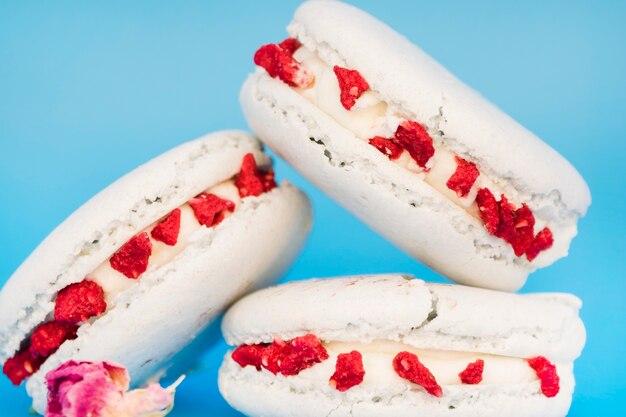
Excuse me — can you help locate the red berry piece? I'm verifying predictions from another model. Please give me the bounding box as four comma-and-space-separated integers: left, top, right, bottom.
231, 344, 268, 371
527, 356, 560, 397
526, 227, 554, 261
54, 280, 107, 325
150, 208, 181, 246
254, 39, 314, 88
188, 193, 235, 227
280, 334, 329, 376
109, 232, 152, 279
495, 196, 536, 256
235, 153, 277, 198
446, 156, 480, 197
278, 38, 301, 55
458, 359, 484, 385
329, 350, 365, 392
476, 188, 500, 235
368, 136, 403, 160
29, 321, 78, 358
394, 121, 435, 169
333, 66, 370, 110
393, 351, 442, 397
2, 349, 44, 385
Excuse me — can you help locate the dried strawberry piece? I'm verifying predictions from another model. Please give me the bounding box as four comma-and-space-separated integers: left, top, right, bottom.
458, 359, 484, 385
495, 196, 535, 256
393, 351, 442, 397
235, 153, 277, 198
54, 280, 107, 324
278, 38, 301, 55
254, 39, 314, 88
329, 351, 365, 392
262, 339, 290, 375
280, 334, 329, 376
526, 227, 554, 261
333, 66, 370, 110
394, 121, 435, 169
446, 156, 480, 197
29, 321, 78, 358
150, 208, 181, 246
527, 356, 560, 397
188, 193, 235, 227
2, 348, 44, 385
369, 136, 403, 160
109, 232, 152, 279
476, 188, 500, 235
232, 344, 268, 371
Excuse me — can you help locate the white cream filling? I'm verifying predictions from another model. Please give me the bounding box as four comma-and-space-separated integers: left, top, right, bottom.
296, 340, 538, 388
292, 46, 560, 254
91, 179, 242, 302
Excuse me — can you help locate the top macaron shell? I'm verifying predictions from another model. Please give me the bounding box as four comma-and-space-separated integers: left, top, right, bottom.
0, 131, 269, 363
289, 0, 590, 216
240, 0, 591, 291
222, 274, 585, 363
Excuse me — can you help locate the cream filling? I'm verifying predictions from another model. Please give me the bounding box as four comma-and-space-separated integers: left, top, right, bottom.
91, 179, 242, 302
295, 340, 538, 388
292, 47, 557, 247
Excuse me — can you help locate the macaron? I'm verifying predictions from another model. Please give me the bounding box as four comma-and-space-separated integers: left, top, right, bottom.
0, 131, 312, 413
240, 0, 591, 291
218, 274, 585, 417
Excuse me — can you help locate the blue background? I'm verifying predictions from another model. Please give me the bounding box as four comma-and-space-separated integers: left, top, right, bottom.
1, 0, 624, 415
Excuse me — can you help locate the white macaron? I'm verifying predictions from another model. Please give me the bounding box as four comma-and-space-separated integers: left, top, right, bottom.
240, 0, 591, 291
0, 131, 312, 413
219, 274, 585, 417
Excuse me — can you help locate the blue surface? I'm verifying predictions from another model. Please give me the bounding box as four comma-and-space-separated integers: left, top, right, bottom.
0, 0, 624, 415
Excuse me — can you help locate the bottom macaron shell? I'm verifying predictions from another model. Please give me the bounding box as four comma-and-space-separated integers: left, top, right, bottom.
241, 74, 530, 291
25, 183, 312, 414
218, 355, 575, 417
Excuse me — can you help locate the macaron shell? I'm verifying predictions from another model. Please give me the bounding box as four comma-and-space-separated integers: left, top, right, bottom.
222, 275, 585, 362
0, 131, 269, 362
218, 355, 575, 417
289, 0, 590, 217
241, 73, 530, 291
26, 182, 312, 413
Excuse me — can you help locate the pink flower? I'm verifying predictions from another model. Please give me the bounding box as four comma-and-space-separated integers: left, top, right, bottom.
45, 360, 181, 417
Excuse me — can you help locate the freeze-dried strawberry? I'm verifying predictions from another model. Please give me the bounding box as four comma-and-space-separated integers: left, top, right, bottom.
29, 321, 78, 358
527, 356, 560, 397
278, 38, 301, 55
231, 344, 268, 371
333, 66, 370, 110
231, 334, 328, 376
496, 196, 535, 256
369, 136, 403, 160
109, 233, 152, 279
254, 39, 314, 88
459, 359, 484, 385
235, 153, 277, 198
280, 334, 329, 376
446, 156, 480, 197
54, 280, 107, 324
188, 193, 235, 227
526, 227, 554, 261
150, 208, 181, 246
476, 188, 499, 235
393, 351, 442, 397
394, 121, 435, 169
329, 351, 365, 392
2, 348, 44, 385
